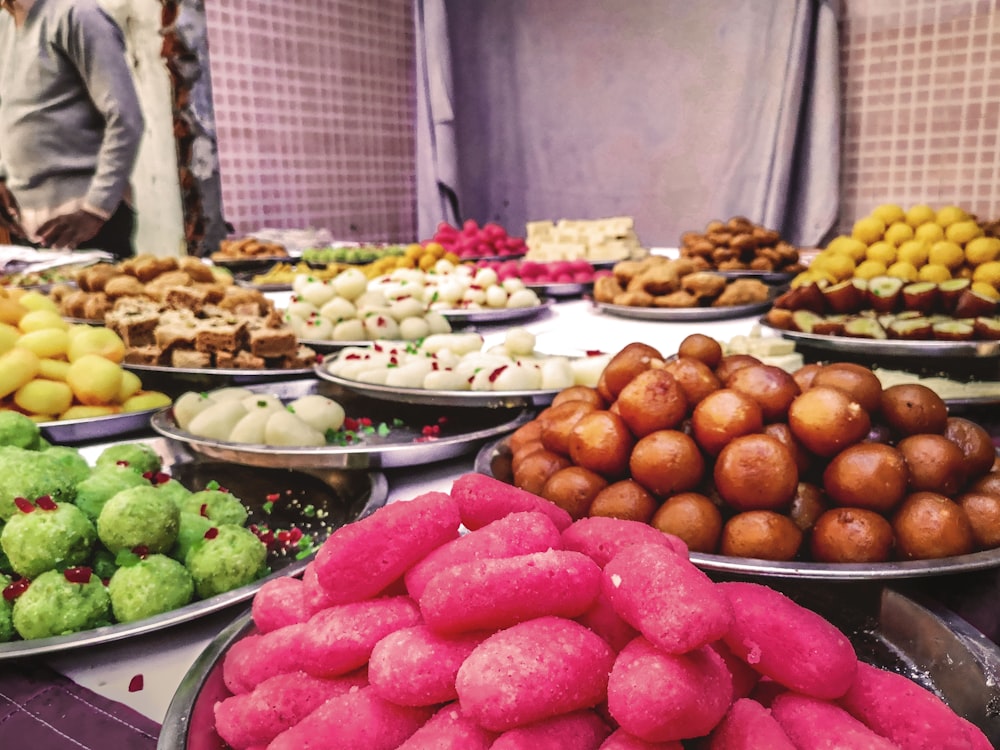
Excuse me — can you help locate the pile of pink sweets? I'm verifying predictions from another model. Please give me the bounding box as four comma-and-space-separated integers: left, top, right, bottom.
213, 473, 991, 750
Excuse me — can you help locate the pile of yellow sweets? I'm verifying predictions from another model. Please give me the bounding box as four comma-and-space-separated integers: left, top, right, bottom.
795, 203, 1000, 298
361, 242, 460, 278
0, 288, 171, 422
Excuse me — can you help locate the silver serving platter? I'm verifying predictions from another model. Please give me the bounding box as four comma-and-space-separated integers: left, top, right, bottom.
0, 436, 387, 660
297, 338, 373, 354
438, 298, 554, 324
593, 295, 775, 322
315, 367, 562, 409
38, 406, 160, 444
150, 378, 533, 470
475, 436, 1000, 581
716, 269, 796, 285
525, 280, 593, 298
157, 583, 1000, 749
761, 319, 1000, 358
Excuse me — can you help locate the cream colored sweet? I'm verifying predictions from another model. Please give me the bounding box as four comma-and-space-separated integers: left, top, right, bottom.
172, 386, 345, 446
323, 328, 612, 391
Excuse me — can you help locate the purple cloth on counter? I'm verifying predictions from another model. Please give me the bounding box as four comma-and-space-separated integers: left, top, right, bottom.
0, 662, 160, 749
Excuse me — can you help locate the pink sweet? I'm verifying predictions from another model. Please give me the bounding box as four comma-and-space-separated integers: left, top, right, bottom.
313, 491, 461, 603
561, 516, 688, 567
420, 549, 602, 634
771, 692, 899, 749
719, 582, 858, 700
575, 589, 639, 652
299, 596, 421, 678
838, 661, 991, 750
603, 543, 732, 654
368, 625, 489, 706
451, 473, 572, 531
404, 510, 563, 600
214, 670, 366, 749
607, 637, 733, 743
251, 577, 310, 633
300, 562, 336, 614
489, 710, 612, 750
266, 685, 432, 750
710, 640, 761, 700
394, 703, 497, 750
705, 698, 795, 750
455, 616, 615, 732
599, 728, 684, 749
222, 623, 307, 695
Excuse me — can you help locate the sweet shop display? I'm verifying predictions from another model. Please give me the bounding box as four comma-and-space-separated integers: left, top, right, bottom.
4, 208, 1000, 750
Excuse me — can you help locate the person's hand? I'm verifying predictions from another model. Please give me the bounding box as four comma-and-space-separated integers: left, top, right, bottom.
0, 180, 26, 239
36, 210, 105, 250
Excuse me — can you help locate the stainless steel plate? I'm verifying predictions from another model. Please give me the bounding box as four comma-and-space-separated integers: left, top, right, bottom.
158, 581, 1000, 749
38, 407, 159, 444
761, 320, 1000, 358
297, 338, 372, 354
525, 281, 593, 298
151, 378, 533, 469
716, 269, 796, 285
475, 436, 1000, 581
316, 366, 562, 409
438, 299, 554, 324
594, 296, 775, 322
0, 436, 387, 660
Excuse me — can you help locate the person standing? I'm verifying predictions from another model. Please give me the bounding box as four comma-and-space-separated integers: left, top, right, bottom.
0, 0, 144, 258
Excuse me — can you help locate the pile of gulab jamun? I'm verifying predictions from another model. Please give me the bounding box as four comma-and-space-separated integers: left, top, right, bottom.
501, 334, 1000, 564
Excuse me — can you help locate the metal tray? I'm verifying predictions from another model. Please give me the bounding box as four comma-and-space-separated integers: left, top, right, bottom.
525, 280, 593, 298
761, 320, 1000, 358
475, 436, 1000, 581
593, 295, 775, 322
38, 406, 159, 444
438, 299, 554, 324
716, 269, 796, 285
157, 582, 1000, 749
0, 436, 387, 660
150, 378, 533, 470
316, 366, 562, 409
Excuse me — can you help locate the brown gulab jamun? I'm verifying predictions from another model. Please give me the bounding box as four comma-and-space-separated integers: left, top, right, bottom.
719, 510, 803, 561
892, 491, 975, 560
589, 479, 659, 524
810, 362, 884, 414
568, 410, 635, 478
677, 333, 723, 369
690, 388, 764, 456
809, 507, 894, 563
650, 492, 723, 553
541, 466, 609, 520
725, 364, 801, 423
713, 433, 799, 511
787, 386, 871, 457
880, 383, 949, 437
629, 429, 706, 497
822, 442, 909, 513
615, 368, 688, 437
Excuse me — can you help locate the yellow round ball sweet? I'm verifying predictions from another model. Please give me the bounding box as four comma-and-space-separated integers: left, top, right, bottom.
883, 222, 914, 246
66, 326, 126, 364
0, 322, 19, 355
13, 378, 73, 418
854, 259, 889, 280
935, 205, 968, 228
65, 353, 124, 406
15, 327, 70, 359
18, 309, 68, 333
917, 263, 952, 283
927, 240, 965, 270
964, 236, 1000, 266
851, 216, 886, 245
945, 219, 983, 245
813, 253, 855, 281
914, 222, 945, 244
971, 281, 1000, 299
866, 241, 897, 265
972, 261, 1000, 287
896, 240, 929, 267
886, 261, 919, 281
871, 203, 905, 226
905, 204, 936, 227
14, 290, 59, 313
826, 235, 868, 261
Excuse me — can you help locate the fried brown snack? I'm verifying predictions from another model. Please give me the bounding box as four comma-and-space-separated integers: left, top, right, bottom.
594, 274, 625, 303
613, 290, 656, 307
681, 271, 728, 299
653, 290, 699, 308
712, 278, 770, 306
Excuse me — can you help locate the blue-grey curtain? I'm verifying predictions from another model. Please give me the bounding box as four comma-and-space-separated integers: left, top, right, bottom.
414, 0, 841, 248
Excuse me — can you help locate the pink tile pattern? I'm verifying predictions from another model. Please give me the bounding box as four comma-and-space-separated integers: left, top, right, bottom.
203, 0, 417, 242
839, 0, 1000, 229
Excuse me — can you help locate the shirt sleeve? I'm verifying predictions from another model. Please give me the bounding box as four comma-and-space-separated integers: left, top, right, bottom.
62, 3, 145, 217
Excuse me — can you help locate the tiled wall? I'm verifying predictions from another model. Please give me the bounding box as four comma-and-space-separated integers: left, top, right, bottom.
838, 0, 1000, 231
203, 0, 416, 242
203, 1, 1000, 243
